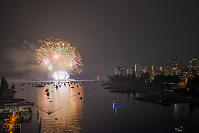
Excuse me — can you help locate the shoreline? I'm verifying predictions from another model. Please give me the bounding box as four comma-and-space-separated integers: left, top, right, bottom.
102, 81, 199, 105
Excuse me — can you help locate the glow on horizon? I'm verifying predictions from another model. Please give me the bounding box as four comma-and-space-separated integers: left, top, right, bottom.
52, 70, 70, 80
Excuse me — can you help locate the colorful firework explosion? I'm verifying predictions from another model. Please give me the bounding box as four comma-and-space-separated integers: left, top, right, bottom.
36, 37, 83, 79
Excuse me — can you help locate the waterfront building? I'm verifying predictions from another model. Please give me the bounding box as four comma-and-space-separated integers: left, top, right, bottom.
96, 75, 108, 81
96, 75, 100, 81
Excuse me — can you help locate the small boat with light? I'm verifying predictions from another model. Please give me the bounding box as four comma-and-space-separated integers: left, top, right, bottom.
112, 103, 120, 109
175, 126, 183, 132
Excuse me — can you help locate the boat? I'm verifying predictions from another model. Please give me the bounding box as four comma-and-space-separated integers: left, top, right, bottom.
175, 126, 183, 132
113, 103, 120, 109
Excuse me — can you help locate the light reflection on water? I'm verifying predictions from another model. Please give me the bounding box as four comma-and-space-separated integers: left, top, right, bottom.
14, 83, 199, 133
38, 84, 83, 133
15, 83, 83, 133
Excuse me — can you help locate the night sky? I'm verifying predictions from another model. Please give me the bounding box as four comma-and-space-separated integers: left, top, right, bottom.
0, 0, 199, 80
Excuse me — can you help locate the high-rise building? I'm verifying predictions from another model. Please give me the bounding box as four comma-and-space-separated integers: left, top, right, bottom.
143, 66, 151, 73
134, 64, 143, 78
150, 65, 160, 80
188, 57, 199, 76
115, 66, 133, 77
151, 65, 160, 73
164, 67, 170, 76
169, 58, 182, 75
134, 64, 142, 72
170, 58, 181, 70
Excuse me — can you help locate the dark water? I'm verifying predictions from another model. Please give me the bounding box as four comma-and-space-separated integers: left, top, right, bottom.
15, 82, 199, 133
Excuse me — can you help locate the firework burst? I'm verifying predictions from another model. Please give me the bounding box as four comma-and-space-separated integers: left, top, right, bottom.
36, 37, 83, 79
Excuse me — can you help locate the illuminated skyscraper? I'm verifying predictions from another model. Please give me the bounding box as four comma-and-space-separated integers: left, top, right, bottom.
143, 66, 151, 73
170, 58, 181, 70
134, 64, 142, 73
169, 58, 182, 75
188, 57, 199, 76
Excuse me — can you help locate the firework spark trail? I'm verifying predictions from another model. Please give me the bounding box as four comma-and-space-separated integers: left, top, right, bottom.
36, 37, 83, 79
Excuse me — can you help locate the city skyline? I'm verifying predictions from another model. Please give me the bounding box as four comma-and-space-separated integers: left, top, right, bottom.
0, 0, 199, 80
114, 57, 199, 82
114, 56, 199, 67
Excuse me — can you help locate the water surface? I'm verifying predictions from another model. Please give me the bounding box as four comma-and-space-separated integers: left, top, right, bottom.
15, 82, 199, 133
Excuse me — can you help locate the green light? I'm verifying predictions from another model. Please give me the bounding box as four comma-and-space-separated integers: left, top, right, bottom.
48, 64, 53, 71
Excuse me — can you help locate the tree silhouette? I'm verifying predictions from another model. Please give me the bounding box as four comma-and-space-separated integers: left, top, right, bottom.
0, 77, 9, 91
